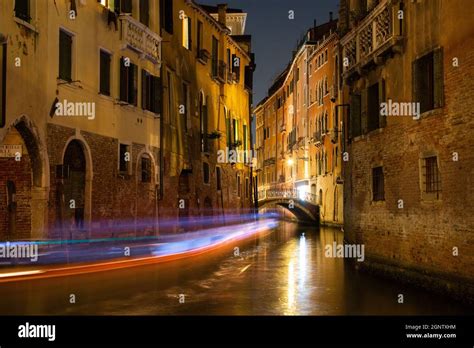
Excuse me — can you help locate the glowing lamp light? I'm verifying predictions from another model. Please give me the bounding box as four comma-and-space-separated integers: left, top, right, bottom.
287, 158, 294, 166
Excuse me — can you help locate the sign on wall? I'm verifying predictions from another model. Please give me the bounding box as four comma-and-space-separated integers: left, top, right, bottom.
0, 145, 22, 158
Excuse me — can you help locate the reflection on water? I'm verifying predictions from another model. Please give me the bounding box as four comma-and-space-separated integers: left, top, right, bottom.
0, 221, 470, 315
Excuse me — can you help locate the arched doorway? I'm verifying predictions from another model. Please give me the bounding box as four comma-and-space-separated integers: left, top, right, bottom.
62, 140, 86, 235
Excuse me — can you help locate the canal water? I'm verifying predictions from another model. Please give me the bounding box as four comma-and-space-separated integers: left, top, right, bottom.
0, 221, 470, 315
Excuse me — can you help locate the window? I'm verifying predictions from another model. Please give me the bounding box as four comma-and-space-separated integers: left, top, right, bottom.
237, 175, 241, 197
119, 57, 137, 105
182, 16, 192, 50
99, 50, 111, 96
141, 155, 151, 183
167, 71, 174, 124
181, 82, 189, 131
372, 166, 385, 201
227, 49, 232, 73
197, 21, 203, 53
422, 156, 441, 199
216, 167, 222, 190
200, 94, 208, 152
142, 70, 161, 113
119, 144, 131, 173
349, 93, 362, 138
139, 0, 149, 26
211, 36, 218, 78
413, 48, 444, 113
15, 0, 30, 22
0, 42, 6, 128
161, 0, 173, 34
225, 111, 231, 148
232, 54, 240, 83
232, 119, 238, 145
245, 177, 249, 198
203, 162, 210, 184
367, 82, 380, 132
120, 0, 132, 13
59, 30, 73, 82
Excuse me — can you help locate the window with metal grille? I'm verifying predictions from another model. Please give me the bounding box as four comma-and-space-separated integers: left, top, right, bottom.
423, 156, 441, 197
372, 166, 385, 201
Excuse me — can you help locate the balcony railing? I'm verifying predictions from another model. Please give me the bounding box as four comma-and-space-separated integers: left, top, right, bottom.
258, 188, 319, 205
341, 0, 402, 75
120, 15, 162, 64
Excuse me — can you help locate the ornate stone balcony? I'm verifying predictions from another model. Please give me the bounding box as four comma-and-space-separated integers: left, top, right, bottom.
119, 15, 162, 65
341, 0, 402, 77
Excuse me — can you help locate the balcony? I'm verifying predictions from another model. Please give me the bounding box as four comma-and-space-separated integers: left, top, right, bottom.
264, 157, 276, 167
119, 15, 162, 65
312, 131, 324, 145
341, 0, 402, 77
198, 49, 211, 64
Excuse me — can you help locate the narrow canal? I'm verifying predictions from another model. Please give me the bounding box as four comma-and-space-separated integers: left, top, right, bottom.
0, 221, 469, 315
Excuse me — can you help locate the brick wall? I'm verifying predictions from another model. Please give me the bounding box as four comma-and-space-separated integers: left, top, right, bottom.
343, 20, 474, 300
0, 156, 32, 240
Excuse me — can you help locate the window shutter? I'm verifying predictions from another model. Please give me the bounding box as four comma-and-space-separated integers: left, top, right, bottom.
59, 31, 72, 81
350, 93, 361, 139
152, 76, 162, 115
361, 87, 368, 134
379, 79, 386, 128
188, 17, 192, 51
121, 0, 132, 13
141, 70, 147, 110
139, 0, 149, 26
119, 57, 127, 102
412, 59, 419, 106
130, 64, 137, 105
433, 47, 444, 109
0, 42, 6, 128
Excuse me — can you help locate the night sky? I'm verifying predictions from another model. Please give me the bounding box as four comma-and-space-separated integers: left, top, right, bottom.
198, 0, 340, 105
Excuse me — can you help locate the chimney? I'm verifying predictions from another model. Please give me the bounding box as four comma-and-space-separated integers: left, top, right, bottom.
329, 11, 333, 21
217, 4, 227, 27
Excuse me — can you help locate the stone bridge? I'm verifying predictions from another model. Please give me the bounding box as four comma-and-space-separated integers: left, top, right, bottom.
258, 188, 320, 223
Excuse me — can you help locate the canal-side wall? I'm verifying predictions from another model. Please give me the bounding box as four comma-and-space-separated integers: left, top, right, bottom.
342, 0, 474, 302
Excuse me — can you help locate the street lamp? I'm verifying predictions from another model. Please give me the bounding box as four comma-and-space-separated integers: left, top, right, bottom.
287, 158, 294, 166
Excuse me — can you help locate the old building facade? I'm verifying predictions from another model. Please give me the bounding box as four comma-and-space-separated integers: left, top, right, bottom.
0, 0, 253, 240
339, 0, 474, 300
256, 18, 343, 225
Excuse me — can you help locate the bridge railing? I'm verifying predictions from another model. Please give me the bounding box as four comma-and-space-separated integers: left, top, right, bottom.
258, 188, 319, 205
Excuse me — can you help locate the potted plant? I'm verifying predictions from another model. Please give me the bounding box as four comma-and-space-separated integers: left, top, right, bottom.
207, 131, 221, 140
